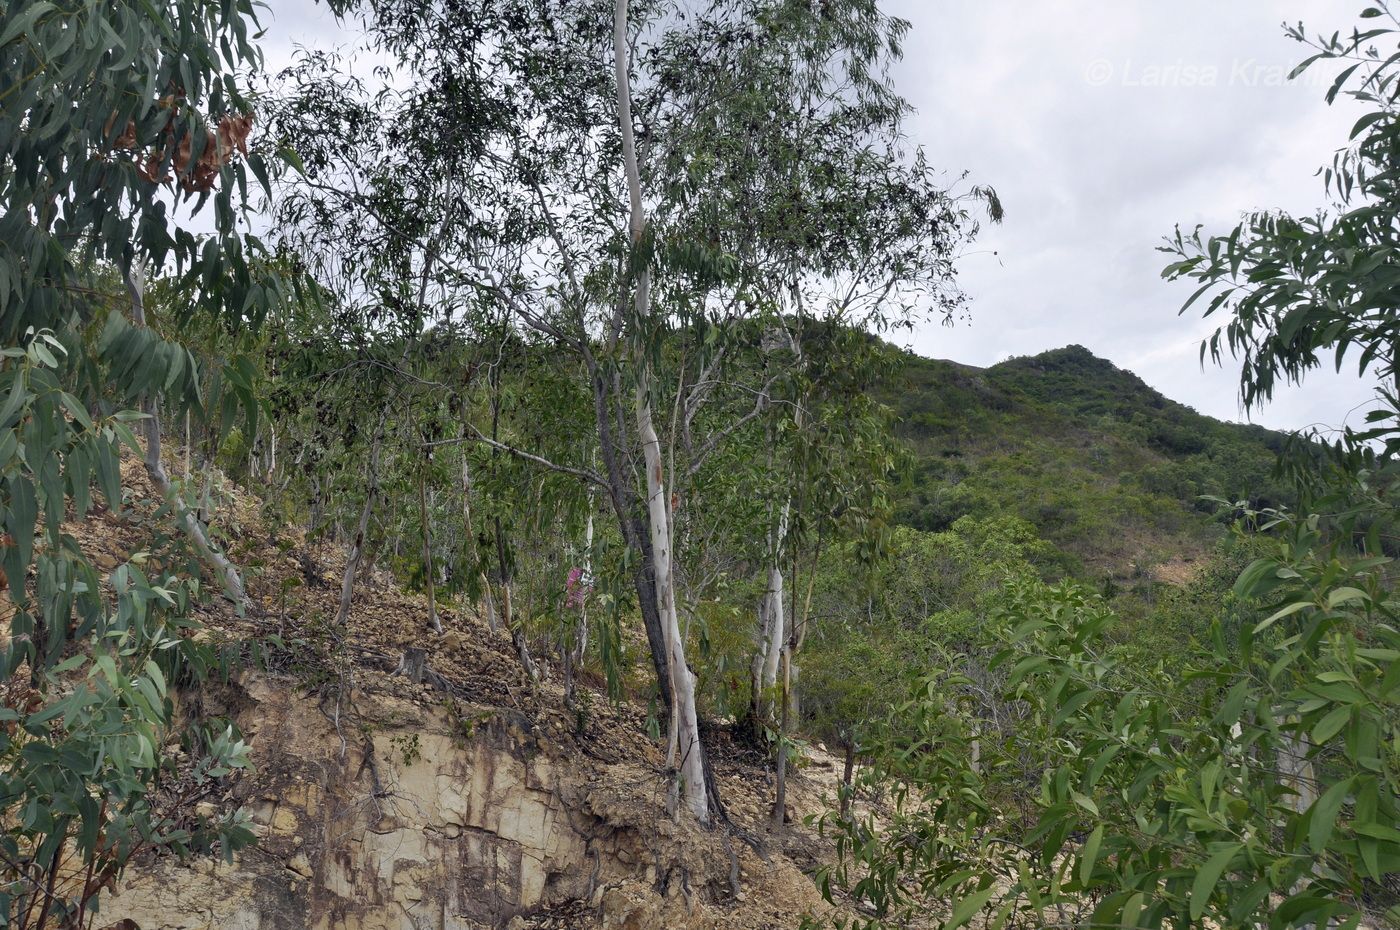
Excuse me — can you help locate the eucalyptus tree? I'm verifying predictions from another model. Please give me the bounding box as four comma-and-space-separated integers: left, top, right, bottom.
266, 45, 500, 635
282, 0, 990, 824
757, 327, 904, 829
0, 0, 285, 922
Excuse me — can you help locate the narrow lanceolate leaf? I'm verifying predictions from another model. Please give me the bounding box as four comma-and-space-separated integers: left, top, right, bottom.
1312, 705, 1351, 745
1078, 824, 1105, 885
0, 2, 56, 48
1254, 600, 1312, 633
1189, 843, 1241, 920
946, 884, 999, 930
1309, 777, 1355, 852
1326, 586, 1369, 608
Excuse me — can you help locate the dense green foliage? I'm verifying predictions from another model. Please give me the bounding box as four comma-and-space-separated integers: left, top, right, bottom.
0, 0, 276, 924
812, 5, 1400, 929
891, 345, 1289, 574
7, 0, 1397, 928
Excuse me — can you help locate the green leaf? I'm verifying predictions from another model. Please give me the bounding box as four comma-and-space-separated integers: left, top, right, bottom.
947, 884, 998, 930
1078, 824, 1104, 885
1309, 776, 1354, 852
1189, 843, 1241, 920
1120, 891, 1144, 928
0, 2, 55, 48
1255, 600, 1311, 633
1070, 790, 1099, 816
1326, 586, 1368, 608
0, 377, 29, 427
277, 144, 307, 176
1312, 706, 1351, 744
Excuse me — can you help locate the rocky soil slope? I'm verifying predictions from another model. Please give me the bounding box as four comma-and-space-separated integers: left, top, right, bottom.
78, 463, 844, 930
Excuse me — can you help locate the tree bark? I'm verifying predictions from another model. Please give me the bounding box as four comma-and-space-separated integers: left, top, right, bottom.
417, 463, 442, 633
591, 365, 673, 708
771, 642, 792, 831
614, 0, 708, 823
773, 529, 820, 829
336, 409, 389, 628
839, 741, 856, 819
565, 507, 594, 705
124, 263, 251, 613
496, 515, 538, 683
753, 499, 790, 720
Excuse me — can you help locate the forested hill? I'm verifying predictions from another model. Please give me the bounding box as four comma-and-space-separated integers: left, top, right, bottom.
886, 344, 1289, 580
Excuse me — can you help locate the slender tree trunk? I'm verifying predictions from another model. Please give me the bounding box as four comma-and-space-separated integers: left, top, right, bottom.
577, 507, 593, 665
615, 0, 707, 823
773, 531, 820, 829
753, 499, 790, 720
505, 580, 537, 683
591, 365, 672, 706
496, 515, 538, 683
480, 573, 499, 631
771, 643, 792, 831
417, 463, 442, 633
124, 262, 251, 612
336, 410, 389, 628
840, 741, 856, 818
565, 506, 594, 705
761, 503, 790, 691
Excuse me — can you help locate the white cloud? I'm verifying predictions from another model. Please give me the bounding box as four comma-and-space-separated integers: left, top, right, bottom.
257, 0, 1381, 433
888, 0, 1379, 432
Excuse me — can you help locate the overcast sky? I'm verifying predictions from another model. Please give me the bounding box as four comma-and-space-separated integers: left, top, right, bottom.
258, 0, 1379, 434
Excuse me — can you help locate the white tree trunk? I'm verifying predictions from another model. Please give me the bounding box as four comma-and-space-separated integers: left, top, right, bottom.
615, 0, 708, 823
1279, 730, 1323, 930
574, 507, 594, 668
758, 501, 790, 696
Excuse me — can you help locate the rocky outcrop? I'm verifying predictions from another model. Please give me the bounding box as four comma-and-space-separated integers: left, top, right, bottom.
102, 674, 828, 930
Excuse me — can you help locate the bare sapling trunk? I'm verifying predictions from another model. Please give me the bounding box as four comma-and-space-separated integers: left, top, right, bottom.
504, 578, 537, 684
839, 740, 857, 819
337, 410, 389, 628
577, 506, 594, 667
615, 0, 709, 823
480, 576, 499, 632
771, 643, 792, 831
497, 517, 539, 683
565, 506, 594, 706
124, 262, 251, 613
753, 499, 789, 721
773, 533, 819, 830
417, 462, 443, 633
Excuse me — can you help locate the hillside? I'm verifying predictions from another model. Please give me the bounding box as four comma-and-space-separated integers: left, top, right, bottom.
886, 344, 1288, 581
76, 460, 843, 930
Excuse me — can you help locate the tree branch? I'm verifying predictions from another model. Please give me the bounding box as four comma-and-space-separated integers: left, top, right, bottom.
424, 427, 607, 488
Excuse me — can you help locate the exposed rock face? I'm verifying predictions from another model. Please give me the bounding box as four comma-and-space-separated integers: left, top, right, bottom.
103, 674, 826, 930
